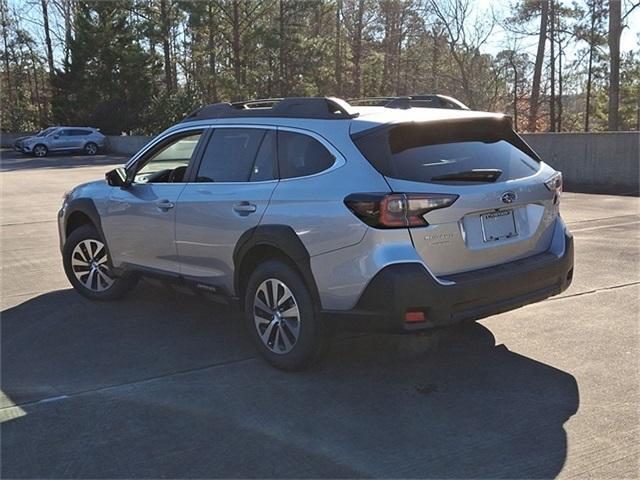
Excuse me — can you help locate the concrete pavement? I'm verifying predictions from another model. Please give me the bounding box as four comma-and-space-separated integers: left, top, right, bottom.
1, 149, 638, 478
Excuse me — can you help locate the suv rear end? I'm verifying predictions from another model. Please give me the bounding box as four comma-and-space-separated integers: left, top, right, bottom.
310, 107, 573, 332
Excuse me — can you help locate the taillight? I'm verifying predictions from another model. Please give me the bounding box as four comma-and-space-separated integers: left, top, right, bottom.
344, 193, 458, 228
545, 172, 563, 193
544, 172, 562, 205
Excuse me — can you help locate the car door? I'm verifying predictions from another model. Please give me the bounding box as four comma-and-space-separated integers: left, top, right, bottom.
101, 129, 205, 274
175, 126, 278, 292
50, 129, 75, 151
72, 129, 90, 150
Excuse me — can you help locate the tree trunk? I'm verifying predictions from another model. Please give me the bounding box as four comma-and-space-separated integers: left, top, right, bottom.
549, 0, 556, 132
335, 0, 342, 96
230, 1, 242, 93
352, 0, 365, 98
584, 0, 596, 131
279, 0, 287, 95
1, 3, 12, 103
510, 55, 518, 130
608, 0, 621, 131
558, 35, 563, 132
40, 0, 55, 81
528, 0, 549, 132
431, 28, 439, 91
159, 0, 173, 92
207, 3, 218, 102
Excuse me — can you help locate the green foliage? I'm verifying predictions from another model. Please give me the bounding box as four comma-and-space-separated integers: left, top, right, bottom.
51, 1, 157, 134
1, 0, 639, 134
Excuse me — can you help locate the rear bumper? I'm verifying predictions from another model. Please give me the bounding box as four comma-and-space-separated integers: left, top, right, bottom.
323, 230, 573, 333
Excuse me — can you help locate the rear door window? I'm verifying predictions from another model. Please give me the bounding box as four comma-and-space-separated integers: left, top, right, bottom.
277, 131, 335, 179
197, 128, 266, 182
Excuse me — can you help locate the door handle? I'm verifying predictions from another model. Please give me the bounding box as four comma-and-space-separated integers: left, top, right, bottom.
233, 202, 257, 213
156, 199, 175, 211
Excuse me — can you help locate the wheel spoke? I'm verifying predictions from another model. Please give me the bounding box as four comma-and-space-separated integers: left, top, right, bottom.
83, 268, 97, 289
254, 296, 272, 317
261, 319, 278, 344
281, 317, 300, 336
279, 325, 293, 351
265, 280, 275, 309
96, 269, 113, 290
280, 304, 299, 319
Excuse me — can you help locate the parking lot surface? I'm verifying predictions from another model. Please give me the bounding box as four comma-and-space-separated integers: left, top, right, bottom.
1, 148, 638, 478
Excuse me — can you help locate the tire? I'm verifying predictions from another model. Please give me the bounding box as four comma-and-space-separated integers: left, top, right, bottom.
244, 260, 328, 371
33, 144, 48, 157
63, 224, 137, 301
84, 142, 98, 155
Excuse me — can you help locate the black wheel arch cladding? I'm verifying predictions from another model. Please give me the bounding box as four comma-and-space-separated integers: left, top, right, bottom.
233, 224, 321, 306
63, 198, 114, 268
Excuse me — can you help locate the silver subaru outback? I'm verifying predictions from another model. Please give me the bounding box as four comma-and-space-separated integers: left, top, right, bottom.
58, 97, 573, 370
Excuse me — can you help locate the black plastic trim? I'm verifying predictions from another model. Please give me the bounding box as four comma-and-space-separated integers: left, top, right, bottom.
233, 224, 321, 306
322, 232, 574, 333
60, 198, 115, 270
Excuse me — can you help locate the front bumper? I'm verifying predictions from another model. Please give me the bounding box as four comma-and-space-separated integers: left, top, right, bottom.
323, 230, 574, 333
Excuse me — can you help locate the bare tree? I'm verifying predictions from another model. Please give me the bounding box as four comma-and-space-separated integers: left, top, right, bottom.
528, 0, 548, 132
607, 0, 620, 130
428, 0, 496, 109
40, 0, 54, 81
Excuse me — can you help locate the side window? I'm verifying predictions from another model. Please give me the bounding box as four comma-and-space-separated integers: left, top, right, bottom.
250, 130, 277, 182
134, 132, 202, 183
196, 128, 266, 182
277, 131, 335, 179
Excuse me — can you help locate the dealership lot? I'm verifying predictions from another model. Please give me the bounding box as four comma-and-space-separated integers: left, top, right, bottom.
1, 149, 638, 478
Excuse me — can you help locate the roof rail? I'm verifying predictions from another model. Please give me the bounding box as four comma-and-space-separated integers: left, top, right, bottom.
182, 97, 358, 122
349, 94, 470, 110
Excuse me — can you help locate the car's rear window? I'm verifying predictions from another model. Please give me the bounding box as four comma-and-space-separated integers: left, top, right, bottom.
353, 120, 540, 184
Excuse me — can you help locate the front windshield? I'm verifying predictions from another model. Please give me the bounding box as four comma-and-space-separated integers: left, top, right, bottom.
36, 127, 56, 137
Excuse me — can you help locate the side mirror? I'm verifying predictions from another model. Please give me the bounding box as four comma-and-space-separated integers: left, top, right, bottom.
53, 135, 59, 139
106, 167, 129, 188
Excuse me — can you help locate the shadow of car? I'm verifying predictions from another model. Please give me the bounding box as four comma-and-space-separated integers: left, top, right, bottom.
1, 284, 579, 478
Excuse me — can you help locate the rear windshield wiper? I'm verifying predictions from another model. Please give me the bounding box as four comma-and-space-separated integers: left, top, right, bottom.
430, 169, 502, 183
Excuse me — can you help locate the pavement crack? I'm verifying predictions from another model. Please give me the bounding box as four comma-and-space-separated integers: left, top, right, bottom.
551, 281, 640, 301
1, 219, 57, 227
566, 213, 640, 225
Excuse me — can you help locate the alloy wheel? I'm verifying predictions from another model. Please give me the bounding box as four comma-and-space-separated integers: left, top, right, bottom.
253, 278, 301, 354
33, 145, 47, 157
71, 239, 114, 292
85, 143, 97, 155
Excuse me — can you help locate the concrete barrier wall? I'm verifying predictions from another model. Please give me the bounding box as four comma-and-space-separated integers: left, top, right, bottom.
0, 132, 34, 147
105, 135, 153, 156
521, 132, 639, 193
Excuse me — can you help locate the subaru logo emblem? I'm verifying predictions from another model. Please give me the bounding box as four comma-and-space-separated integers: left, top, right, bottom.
501, 191, 517, 204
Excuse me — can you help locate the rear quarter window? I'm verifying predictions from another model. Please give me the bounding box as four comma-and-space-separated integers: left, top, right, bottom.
278, 131, 335, 179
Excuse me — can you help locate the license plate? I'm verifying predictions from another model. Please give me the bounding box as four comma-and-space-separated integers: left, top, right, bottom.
481, 209, 518, 242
